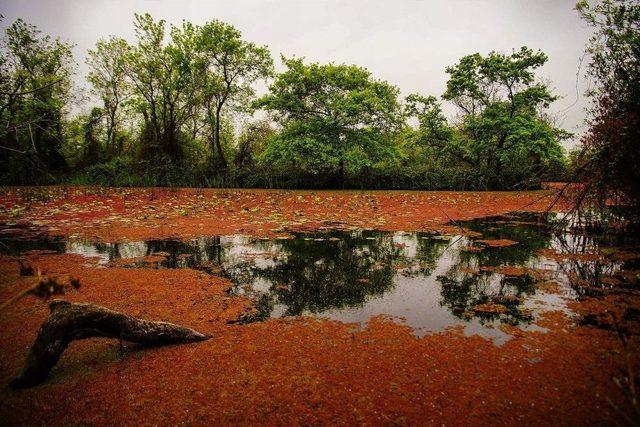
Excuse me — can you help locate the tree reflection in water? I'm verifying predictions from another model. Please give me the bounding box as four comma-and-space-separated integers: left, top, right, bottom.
435, 214, 554, 325
2, 211, 638, 337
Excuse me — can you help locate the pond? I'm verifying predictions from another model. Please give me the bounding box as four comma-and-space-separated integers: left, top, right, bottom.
2, 212, 638, 343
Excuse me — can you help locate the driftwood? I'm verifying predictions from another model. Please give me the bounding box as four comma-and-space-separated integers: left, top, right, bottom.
10, 300, 210, 388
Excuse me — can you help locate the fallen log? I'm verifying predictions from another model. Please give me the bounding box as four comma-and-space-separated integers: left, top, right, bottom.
10, 300, 210, 388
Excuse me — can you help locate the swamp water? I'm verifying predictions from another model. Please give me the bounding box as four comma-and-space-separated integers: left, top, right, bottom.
2, 213, 638, 343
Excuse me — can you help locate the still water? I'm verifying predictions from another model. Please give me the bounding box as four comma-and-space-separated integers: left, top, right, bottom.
2, 213, 637, 342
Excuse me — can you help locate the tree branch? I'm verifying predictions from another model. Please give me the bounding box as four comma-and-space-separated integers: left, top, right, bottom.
10, 300, 210, 388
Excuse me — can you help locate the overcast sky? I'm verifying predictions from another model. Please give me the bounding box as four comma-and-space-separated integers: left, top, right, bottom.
1, 0, 593, 146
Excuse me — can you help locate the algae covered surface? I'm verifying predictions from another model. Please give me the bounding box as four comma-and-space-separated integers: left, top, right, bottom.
0, 187, 638, 425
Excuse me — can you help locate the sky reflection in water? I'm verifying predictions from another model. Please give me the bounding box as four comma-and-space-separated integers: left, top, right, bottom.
3, 213, 635, 343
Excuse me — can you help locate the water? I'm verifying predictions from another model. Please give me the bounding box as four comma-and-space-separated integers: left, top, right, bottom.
2, 213, 638, 343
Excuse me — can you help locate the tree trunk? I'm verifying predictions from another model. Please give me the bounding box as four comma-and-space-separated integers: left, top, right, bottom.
494, 156, 502, 189
492, 133, 508, 189
10, 300, 209, 388
214, 106, 227, 168
107, 107, 117, 156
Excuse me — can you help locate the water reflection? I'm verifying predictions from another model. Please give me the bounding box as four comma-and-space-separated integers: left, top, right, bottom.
1, 213, 638, 342
435, 215, 554, 326
247, 232, 398, 316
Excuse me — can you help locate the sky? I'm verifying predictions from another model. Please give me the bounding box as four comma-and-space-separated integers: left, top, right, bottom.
0, 0, 594, 146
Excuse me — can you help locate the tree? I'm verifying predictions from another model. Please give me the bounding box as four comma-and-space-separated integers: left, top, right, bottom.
442, 47, 568, 188
192, 20, 273, 169
234, 119, 275, 168
257, 57, 402, 185
0, 18, 75, 184
405, 94, 452, 148
121, 14, 197, 160
402, 94, 480, 185
575, 0, 640, 213
86, 36, 131, 157
81, 107, 103, 166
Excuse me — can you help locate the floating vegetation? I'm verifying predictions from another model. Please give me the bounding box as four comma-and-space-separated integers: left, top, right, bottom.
3, 212, 638, 342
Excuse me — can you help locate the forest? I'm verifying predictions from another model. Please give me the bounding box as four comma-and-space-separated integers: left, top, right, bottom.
1, 12, 573, 190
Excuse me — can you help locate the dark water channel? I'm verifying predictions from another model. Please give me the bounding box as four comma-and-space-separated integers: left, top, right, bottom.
2, 213, 638, 343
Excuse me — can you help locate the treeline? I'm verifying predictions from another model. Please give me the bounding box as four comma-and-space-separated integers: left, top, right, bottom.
1, 13, 570, 189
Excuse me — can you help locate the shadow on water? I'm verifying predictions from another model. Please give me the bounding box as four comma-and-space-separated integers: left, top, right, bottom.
1, 212, 638, 342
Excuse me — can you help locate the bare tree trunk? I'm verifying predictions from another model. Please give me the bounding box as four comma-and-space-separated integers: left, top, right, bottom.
10, 300, 209, 388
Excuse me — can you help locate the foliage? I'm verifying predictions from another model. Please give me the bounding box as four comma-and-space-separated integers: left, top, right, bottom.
234, 119, 275, 168
80, 14, 273, 178
0, 18, 75, 184
442, 47, 568, 188
190, 20, 273, 168
86, 36, 131, 158
74, 155, 209, 187
2, 14, 573, 190
256, 57, 403, 185
122, 14, 199, 160
574, 0, 640, 214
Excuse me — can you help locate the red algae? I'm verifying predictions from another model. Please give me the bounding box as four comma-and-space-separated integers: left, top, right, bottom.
476, 238, 518, 247
0, 187, 637, 426
0, 186, 571, 242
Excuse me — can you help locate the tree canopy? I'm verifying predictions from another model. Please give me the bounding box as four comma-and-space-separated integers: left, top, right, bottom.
442, 47, 568, 188
86, 36, 130, 158
191, 20, 273, 168
257, 57, 402, 185
0, 13, 579, 190
0, 18, 75, 184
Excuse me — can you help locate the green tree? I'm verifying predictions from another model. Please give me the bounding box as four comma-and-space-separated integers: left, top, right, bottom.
86, 36, 131, 157
122, 13, 197, 160
443, 47, 568, 188
0, 18, 75, 184
191, 20, 273, 169
81, 107, 104, 166
404, 94, 467, 164
403, 94, 480, 186
405, 94, 452, 148
234, 119, 275, 168
257, 57, 402, 185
